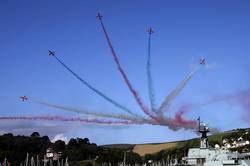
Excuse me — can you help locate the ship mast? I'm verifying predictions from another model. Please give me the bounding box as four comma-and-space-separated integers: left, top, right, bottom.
198, 117, 209, 148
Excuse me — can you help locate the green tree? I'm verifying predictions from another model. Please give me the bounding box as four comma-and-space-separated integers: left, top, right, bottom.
30, 132, 40, 137
54, 140, 66, 152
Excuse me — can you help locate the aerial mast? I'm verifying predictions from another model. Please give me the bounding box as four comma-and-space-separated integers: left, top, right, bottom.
198, 117, 210, 148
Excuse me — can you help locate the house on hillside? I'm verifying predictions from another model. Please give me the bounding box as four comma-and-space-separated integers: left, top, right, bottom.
45, 147, 62, 161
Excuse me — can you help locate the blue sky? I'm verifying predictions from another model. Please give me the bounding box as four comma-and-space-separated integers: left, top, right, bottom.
0, 0, 250, 145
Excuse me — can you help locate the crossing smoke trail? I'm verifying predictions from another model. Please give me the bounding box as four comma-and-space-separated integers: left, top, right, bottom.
0, 116, 140, 125
97, 13, 159, 122
21, 97, 198, 130
10, 14, 204, 132
39, 101, 199, 130
157, 67, 199, 116
37, 101, 147, 122
37, 101, 198, 130
52, 55, 139, 117
0, 115, 197, 130
146, 28, 157, 112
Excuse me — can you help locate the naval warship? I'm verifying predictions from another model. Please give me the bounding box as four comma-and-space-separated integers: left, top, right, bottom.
182, 120, 250, 166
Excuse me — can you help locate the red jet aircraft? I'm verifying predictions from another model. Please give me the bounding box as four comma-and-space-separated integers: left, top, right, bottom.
96, 12, 103, 20
200, 58, 206, 65
147, 28, 154, 34
20, 96, 28, 101
48, 50, 55, 56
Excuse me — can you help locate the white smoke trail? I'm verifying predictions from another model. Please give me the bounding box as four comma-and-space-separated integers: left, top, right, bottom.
157, 67, 199, 116
37, 101, 147, 122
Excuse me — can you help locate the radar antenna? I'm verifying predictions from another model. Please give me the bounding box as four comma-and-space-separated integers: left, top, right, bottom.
198, 117, 209, 148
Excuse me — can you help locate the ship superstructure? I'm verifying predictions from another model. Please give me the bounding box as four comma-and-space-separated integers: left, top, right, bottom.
183, 118, 250, 166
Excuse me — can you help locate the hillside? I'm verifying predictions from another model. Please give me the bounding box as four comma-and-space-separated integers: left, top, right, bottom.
103, 128, 250, 156
101, 144, 134, 150
133, 142, 178, 156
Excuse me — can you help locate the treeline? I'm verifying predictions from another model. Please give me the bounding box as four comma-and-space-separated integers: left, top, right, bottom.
0, 132, 50, 165
0, 132, 141, 166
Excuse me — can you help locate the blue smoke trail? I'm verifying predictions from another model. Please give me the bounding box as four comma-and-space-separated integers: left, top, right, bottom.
147, 30, 157, 112
53, 56, 138, 117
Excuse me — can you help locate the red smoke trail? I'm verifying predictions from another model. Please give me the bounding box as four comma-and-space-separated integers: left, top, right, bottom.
97, 14, 159, 122
189, 89, 250, 117
0, 116, 142, 125
235, 89, 250, 113
173, 105, 197, 128
159, 104, 197, 130
224, 89, 250, 121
